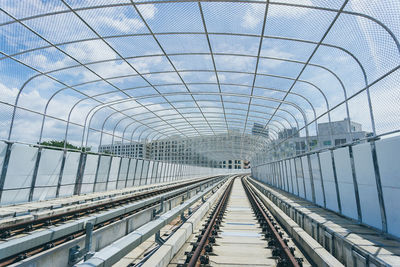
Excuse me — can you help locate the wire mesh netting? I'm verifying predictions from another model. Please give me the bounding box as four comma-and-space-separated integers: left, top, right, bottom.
0, 0, 398, 167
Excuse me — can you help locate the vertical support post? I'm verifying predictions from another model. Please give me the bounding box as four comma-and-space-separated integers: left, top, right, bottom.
285, 160, 294, 194
370, 140, 387, 232
271, 163, 276, 187
116, 156, 123, 189
293, 159, 300, 195
84, 222, 94, 261
146, 161, 151, 185
276, 162, 281, 189
105, 156, 113, 190
92, 155, 102, 193
157, 162, 162, 183
29, 147, 42, 202
124, 158, 131, 188
133, 159, 140, 186
165, 163, 169, 183
283, 160, 290, 192
155, 162, 160, 184
317, 153, 327, 208
0, 142, 13, 203
330, 150, 342, 213
74, 152, 87, 195
56, 150, 67, 198
145, 162, 152, 185
348, 146, 362, 222
299, 157, 307, 199
307, 154, 316, 203
139, 160, 145, 186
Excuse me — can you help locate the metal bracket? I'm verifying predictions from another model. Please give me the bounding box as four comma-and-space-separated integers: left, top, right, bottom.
68, 222, 95, 265
180, 211, 187, 223
153, 196, 164, 219
155, 230, 165, 246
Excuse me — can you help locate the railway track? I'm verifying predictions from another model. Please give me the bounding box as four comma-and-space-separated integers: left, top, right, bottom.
0, 175, 226, 267
179, 176, 309, 267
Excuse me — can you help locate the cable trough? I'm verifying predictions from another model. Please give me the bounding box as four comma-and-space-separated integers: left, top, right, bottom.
0, 175, 225, 267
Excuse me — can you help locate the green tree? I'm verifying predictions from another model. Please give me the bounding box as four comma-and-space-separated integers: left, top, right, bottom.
38, 140, 91, 152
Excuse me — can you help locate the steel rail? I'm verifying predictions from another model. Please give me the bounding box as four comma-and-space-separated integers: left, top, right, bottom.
187, 177, 234, 267
0, 175, 225, 266
0, 175, 219, 238
242, 177, 300, 267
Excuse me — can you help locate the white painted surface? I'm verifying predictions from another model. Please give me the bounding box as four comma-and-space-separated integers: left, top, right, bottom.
290, 159, 298, 195
310, 154, 324, 206
81, 154, 98, 193
333, 147, 357, 220
319, 151, 339, 212
117, 158, 129, 189
32, 148, 63, 201
0, 142, 6, 173
127, 159, 137, 187
141, 160, 149, 185
134, 160, 143, 186
151, 162, 159, 184
107, 157, 121, 190
280, 161, 287, 191
2, 144, 37, 204
285, 160, 293, 194
58, 152, 80, 197
295, 158, 305, 198
353, 143, 382, 229
58, 185, 74, 197
157, 162, 163, 183
376, 136, 400, 237
161, 162, 167, 182
61, 152, 80, 185
147, 161, 154, 185
94, 156, 111, 192
302, 156, 313, 201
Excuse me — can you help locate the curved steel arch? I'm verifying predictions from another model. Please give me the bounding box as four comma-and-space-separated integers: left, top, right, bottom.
0, 0, 398, 169
81, 91, 310, 148
7, 35, 368, 147
121, 101, 299, 149
90, 90, 308, 147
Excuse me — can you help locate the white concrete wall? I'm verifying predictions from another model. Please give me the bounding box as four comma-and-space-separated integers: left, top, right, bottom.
251, 135, 400, 239
32, 148, 63, 201
59, 151, 80, 197
0, 141, 243, 205
376, 136, 400, 237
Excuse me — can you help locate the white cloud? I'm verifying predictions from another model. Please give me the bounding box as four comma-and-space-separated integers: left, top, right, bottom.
65, 40, 117, 63
259, 47, 294, 69
243, 5, 264, 29
242, 1, 312, 29
95, 15, 144, 33
137, 4, 157, 20
0, 83, 18, 104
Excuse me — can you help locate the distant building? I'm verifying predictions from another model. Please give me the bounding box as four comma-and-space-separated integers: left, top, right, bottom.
278, 127, 299, 139
252, 123, 269, 138
99, 132, 254, 169
98, 141, 144, 158
274, 118, 369, 156
317, 118, 366, 147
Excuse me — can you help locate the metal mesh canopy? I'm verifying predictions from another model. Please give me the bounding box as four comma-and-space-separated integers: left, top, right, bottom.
0, 0, 399, 164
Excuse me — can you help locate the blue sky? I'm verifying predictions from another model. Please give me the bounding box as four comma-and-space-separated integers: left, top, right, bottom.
0, 0, 399, 150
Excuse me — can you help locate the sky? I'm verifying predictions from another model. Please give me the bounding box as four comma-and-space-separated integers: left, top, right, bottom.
0, 0, 399, 151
